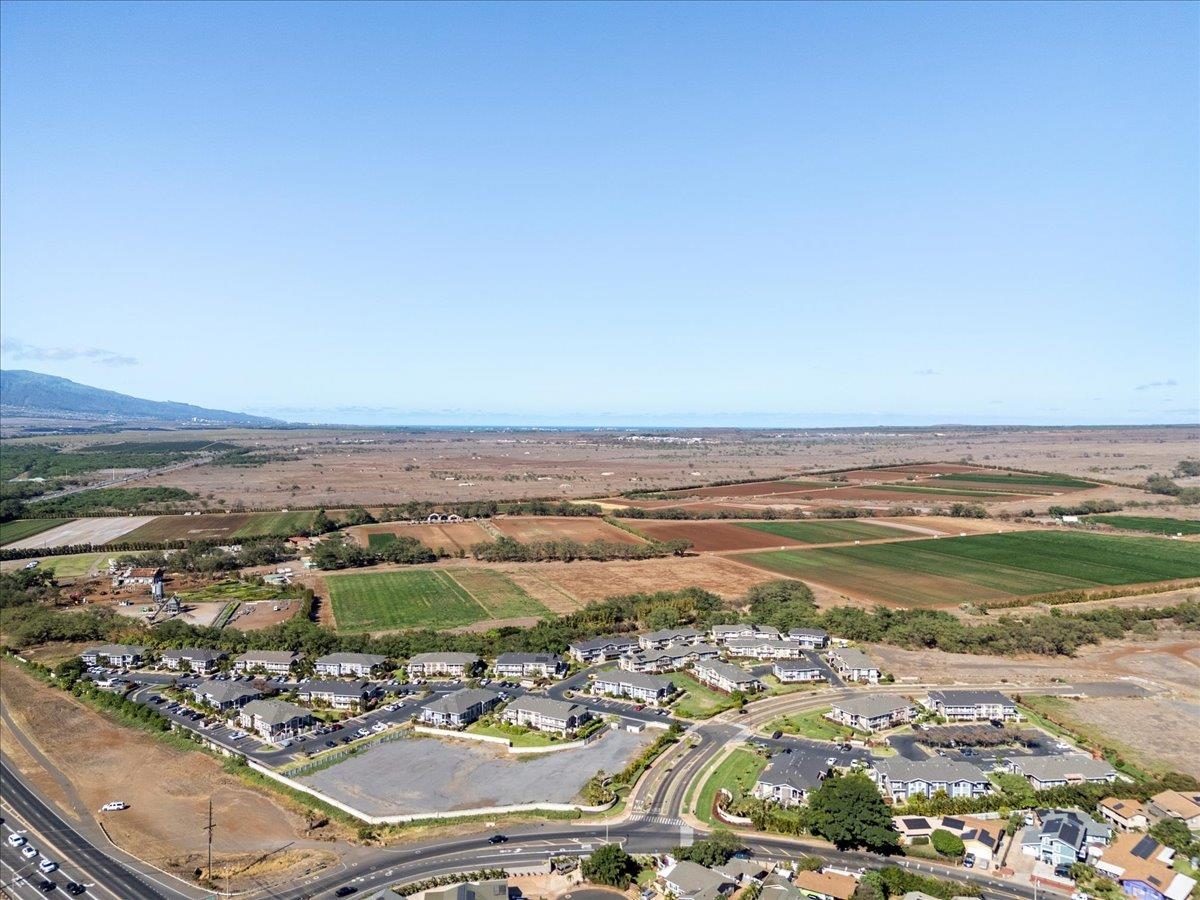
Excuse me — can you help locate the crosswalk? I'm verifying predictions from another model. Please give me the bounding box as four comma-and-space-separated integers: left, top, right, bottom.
631, 813, 686, 827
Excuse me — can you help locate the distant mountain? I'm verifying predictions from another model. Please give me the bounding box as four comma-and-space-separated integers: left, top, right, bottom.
0, 370, 280, 427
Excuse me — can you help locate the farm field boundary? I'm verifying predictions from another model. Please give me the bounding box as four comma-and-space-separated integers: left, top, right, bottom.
737, 531, 1200, 607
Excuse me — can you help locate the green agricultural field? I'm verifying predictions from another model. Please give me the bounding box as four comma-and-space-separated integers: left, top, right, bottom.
872, 484, 1023, 498
368, 532, 398, 550
738, 531, 1200, 607
181, 580, 294, 602
326, 568, 549, 632
693, 748, 766, 824
1084, 516, 1200, 536
0, 518, 72, 546
231, 510, 318, 538
930, 472, 1095, 490
738, 520, 906, 544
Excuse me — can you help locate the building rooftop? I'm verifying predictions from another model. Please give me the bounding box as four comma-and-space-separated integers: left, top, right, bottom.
242, 699, 311, 725
408, 651, 480, 665
695, 660, 759, 685
301, 679, 371, 697
833, 695, 912, 718
791, 869, 858, 900
494, 652, 562, 665
504, 696, 585, 720
1013, 755, 1116, 782
927, 689, 1015, 707
236, 650, 299, 664
1098, 833, 1197, 900
830, 648, 874, 669
194, 680, 262, 704
424, 688, 499, 717
874, 757, 990, 785
595, 671, 675, 692
316, 652, 387, 666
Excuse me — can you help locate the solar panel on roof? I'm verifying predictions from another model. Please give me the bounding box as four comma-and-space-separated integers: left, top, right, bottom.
1132, 836, 1158, 859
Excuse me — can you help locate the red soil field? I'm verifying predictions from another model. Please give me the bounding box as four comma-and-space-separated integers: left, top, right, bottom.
655, 479, 828, 500
346, 521, 491, 553
491, 516, 644, 544
629, 519, 813, 552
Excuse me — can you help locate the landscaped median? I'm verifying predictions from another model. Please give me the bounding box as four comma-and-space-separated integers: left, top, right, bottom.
765, 707, 862, 742
691, 746, 767, 825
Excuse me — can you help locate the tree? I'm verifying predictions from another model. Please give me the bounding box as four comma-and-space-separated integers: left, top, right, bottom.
930, 829, 965, 858
804, 773, 900, 853
674, 830, 743, 867
1150, 818, 1197, 855
581, 844, 637, 889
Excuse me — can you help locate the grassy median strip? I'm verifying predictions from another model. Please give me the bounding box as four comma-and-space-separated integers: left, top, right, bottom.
693, 747, 766, 825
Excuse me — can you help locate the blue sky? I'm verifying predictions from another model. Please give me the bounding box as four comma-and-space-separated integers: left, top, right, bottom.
1, 1, 1196, 426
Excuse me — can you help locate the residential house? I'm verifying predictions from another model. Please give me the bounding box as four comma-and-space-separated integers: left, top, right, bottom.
592, 672, 675, 705
1010, 755, 1117, 790
1021, 809, 1112, 866
1101, 798, 1151, 832
724, 638, 806, 660
418, 688, 499, 727
416, 880, 509, 900
501, 697, 590, 735
773, 656, 827, 683
754, 749, 832, 807
787, 628, 830, 649
190, 680, 262, 711
298, 680, 373, 710
80, 644, 146, 667
638, 627, 705, 650
791, 870, 858, 900
759, 873, 805, 900
406, 652, 480, 678
711, 624, 765, 644
711, 859, 770, 885
957, 817, 1005, 869
1096, 833, 1197, 900
1147, 791, 1200, 830
314, 652, 387, 678
893, 816, 937, 845
829, 696, 913, 732
620, 643, 720, 674
238, 699, 314, 741
658, 860, 735, 900
160, 647, 226, 674
692, 660, 763, 694
567, 635, 638, 664
872, 758, 992, 803
234, 650, 298, 675
493, 653, 565, 679
924, 690, 1018, 722
826, 648, 880, 683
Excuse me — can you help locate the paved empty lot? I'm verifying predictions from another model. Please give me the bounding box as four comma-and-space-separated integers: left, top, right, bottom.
299, 729, 654, 815
6, 516, 157, 549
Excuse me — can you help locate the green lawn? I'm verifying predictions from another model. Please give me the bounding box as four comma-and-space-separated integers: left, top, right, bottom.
766, 707, 861, 741
762, 674, 824, 697
669, 672, 740, 719
467, 721, 556, 747
29, 552, 108, 578
0, 518, 72, 546
738, 531, 1200, 606
738, 520, 907, 544
368, 532, 399, 550
693, 747, 766, 824
231, 510, 318, 538
326, 568, 549, 632
1084, 516, 1200, 536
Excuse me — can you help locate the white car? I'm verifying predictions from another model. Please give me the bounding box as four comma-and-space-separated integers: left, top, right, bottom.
21, 844, 37, 858
371, 722, 388, 732
356, 728, 371, 738
6, 833, 26, 848
39, 859, 58, 873
101, 800, 128, 811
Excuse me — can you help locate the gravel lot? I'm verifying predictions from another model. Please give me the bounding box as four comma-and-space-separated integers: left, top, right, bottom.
299, 729, 654, 815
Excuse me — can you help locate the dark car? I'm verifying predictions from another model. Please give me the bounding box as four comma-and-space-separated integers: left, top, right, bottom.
771, 730, 783, 740
38, 881, 57, 893
65, 884, 86, 896
335, 888, 358, 897
487, 834, 508, 844
1054, 865, 1072, 879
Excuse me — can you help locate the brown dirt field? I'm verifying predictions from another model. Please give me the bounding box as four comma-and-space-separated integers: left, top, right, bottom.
656, 479, 829, 500
489, 554, 781, 602
628, 520, 811, 552
885, 515, 1044, 536
954, 586, 1200, 620
108, 425, 1197, 508
491, 516, 644, 545
886, 464, 1006, 475
754, 486, 1036, 503
346, 520, 491, 553
1042, 694, 1200, 777
0, 661, 342, 889
226, 598, 302, 630
122, 512, 258, 542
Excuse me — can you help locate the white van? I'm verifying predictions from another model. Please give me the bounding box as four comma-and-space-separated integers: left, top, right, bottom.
101, 801, 128, 811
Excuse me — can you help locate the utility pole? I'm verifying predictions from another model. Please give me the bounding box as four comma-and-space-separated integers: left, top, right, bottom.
203, 798, 216, 885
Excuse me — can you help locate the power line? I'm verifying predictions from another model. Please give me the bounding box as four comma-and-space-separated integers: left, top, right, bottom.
202, 797, 216, 888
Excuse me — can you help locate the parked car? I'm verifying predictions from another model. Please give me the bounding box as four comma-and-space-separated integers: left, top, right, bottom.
6, 833, 26, 847
21, 844, 38, 858
37, 880, 56, 893
39, 859, 58, 873
101, 801, 128, 811
65, 883, 86, 895
963, 854, 975, 869
487, 834, 508, 844
335, 888, 358, 897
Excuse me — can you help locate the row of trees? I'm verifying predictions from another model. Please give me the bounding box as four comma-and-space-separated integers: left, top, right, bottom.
312, 534, 437, 570
469, 536, 691, 563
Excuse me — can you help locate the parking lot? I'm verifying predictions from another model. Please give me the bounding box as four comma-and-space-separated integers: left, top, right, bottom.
297, 727, 655, 816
